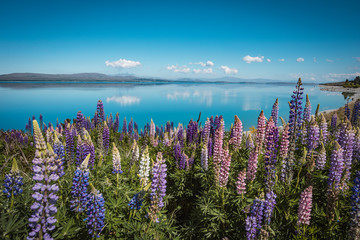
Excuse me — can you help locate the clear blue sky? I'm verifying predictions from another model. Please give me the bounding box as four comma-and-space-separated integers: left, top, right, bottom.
0, 0, 359, 82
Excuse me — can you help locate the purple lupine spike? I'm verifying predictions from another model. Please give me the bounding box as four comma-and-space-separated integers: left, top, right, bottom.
28, 117, 32, 135
70, 154, 90, 212
214, 115, 220, 131
230, 115, 243, 150
264, 190, 277, 225
280, 124, 290, 160
32, 115, 36, 121
122, 117, 127, 134
328, 142, 344, 189
336, 121, 348, 148
43, 123, 48, 132
84, 184, 106, 238
307, 116, 320, 152
264, 117, 277, 190
303, 94, 311, 122
209, 116, 215, 138
179, 153, 187, 170
203, 118, 211, 143
3, 158, 23, 198
219, 147, 231, 187
150, 119, 156, 145
128, 118, 133, 136
113, 113, 119, 132
83, 140, 95, 168
134, 121, 138, 133
177, 125, 184, 148
28, 121, 59, 240
76, 136, 84, 166
351, 99, 360, 126
345, 101, 351, 120
93, 112, 98, 128
246, 198, 265, 240
256, 110, 266, 152
112, 143, 123, 174
320, 113, 328, 143
271, 98, 279, 126
236, 169, 246, 194
288, 78, 304, 137
207, 137, 213, 158
76, 111, 84, 136
316, 142, 327, 170
103, 122, 110, 155
213, 121, 224, 182
247, 150, 259, 182
149, 152, 167, 221
107, 112, 113, 129
53, 135, 65, 177
166, 121, 171, 134
349, 171, 360, 239
39, 114, 43, 132
343, 122, 355, 187
65, 123, 74, 161
297, 186, 313, 226
186, 119, 194, 144
201, 144, 208, 171
97, 100, 105, 125
353, 128, 360, 163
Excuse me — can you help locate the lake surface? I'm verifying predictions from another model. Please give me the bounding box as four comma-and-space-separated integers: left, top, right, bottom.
0, 82, 347, 131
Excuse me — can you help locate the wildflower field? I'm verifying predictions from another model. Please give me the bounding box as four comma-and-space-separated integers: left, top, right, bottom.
1, 78, 360, 240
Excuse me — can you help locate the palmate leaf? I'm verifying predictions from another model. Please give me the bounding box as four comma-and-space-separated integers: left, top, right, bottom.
0, 213, 27, 238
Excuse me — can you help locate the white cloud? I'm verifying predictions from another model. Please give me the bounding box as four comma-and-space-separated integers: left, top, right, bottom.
324, 72, 360, 82
166, 65, 191, 73
190, 60, 214, 67
105, 58, 141, 68
193, 68, 213, 74
354, 57, 360, 62
242, 55, 264, 64
167, 91, 191, 100
266, 59, 271, 63
106, 96, 140, 105
325, 58, 334, 63
278, 58, 285, 62
220, 66, 238, 74
296, 57, 305, 62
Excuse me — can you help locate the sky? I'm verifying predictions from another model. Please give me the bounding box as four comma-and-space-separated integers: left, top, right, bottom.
0, 0, 359, 82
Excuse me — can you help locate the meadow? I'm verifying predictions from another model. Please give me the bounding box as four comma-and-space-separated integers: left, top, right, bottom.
1, 78, 360, 240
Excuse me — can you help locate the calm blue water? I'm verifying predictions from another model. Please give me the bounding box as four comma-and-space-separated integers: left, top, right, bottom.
0, 82, 347, 131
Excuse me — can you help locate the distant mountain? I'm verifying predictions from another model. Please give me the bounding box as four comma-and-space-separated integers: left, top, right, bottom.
0, 73, 169, 82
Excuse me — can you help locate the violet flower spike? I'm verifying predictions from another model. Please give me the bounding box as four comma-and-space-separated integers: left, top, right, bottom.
236, 169, 246, 194
297, 186, 313, 226
84, 184, 106, 238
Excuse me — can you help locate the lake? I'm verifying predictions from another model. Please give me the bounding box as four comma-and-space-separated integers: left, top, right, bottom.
0, 82, 348, 131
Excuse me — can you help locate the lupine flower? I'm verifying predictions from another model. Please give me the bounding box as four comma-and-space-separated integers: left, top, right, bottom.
201, 144, 208, 171
247, 150, 259, 182
351, 100, 360, 126
297, 186, 313, 226
316, 142, 327, 170
28, 120, 59, 240
112, 143, 122, 174
53, 134, 65, 177
345, 102, 351, 120
203, 118, 211, 143
353, 128, 360, 162
331, 113, 338, 131
39, 114, 43, 131
139, 146, 151, 187
97, 100, 105, 125
174, 142, 182, 167
76, 136, 84, 166
128, 191, 145, 210
320, 113, 328, 143
70, 154, 90, 212
76, 111, 84, 136
149, 152, 167, 221
349, 171, 360, 239
107, 112, 113, 129
328, 142, 344, 189
343, 122, 355, 185
246, 134, 255, 150
307, 116, 320, 152
303, 94, 311, 122
83, 131, 96, 167
130, 139, 139, 168
264, 190, 277, 225
246, 198, 265, 240
121, 117, 127, 135
236, 169, 246, 194
179, 153, 188, 170
113, 112, 120, 132
279, 124, 290, 160
264, 117, 277, 190
65, 123, 74, 161
150, 119, 156, 145
230, 115, 243, 150
271, 98, 279, 126
213, 121, 224, 182
3, 158, 23, 198
103, 122, 110, 154
84, 184, 106, 238
256, 110, 266, 152
288, 78, 304, 137
128, 118, 134, 136
219, 147, 231, 187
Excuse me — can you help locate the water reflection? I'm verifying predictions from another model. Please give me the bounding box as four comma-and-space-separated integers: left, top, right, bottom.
106, 96, 141, 105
